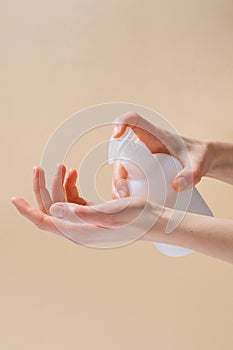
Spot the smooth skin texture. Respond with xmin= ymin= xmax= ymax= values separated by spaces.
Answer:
xmin=111 ymin=112 xmax=233 ymax=198
xmin=11 ymin=114 xmax=233 ymax=263
xmin=11 ymin=164 xmax=157 ymax=246
xmin=11 ymin=164 xmax=233 ymax=263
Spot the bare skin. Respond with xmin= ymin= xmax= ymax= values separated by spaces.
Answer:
xmin=111 ymin=112 xmax=233 ymax=198
xmin=11 ymin=165 xmax=233 ymax=263
xmin=11 ymin=165 xmax=157 ymax=246
xmin=11 ymin=113 xmax=233 ymax=263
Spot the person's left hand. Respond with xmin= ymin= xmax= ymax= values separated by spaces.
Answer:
xmin=11 ymin=164 xmax=158 ymax=246
xmin=11 ymin=163 xmax=88 ymax=237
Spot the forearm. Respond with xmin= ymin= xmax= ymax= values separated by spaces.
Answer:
xmin=206 ymin=140 xmax=233 ymax=185
xmin=145 ymin=206 xmax=233 ymax=264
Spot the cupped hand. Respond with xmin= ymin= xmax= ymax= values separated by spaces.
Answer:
xmin=112 ymin=112 xmax=212 ymax=198
xmin=11 ymin=164 xmax=88 ymax=237
xmin=49 ymin=196 xmax=158 ymax=246
xmin=33 ymin=164 xmax=87 ymax=213
xmin=11 ymin=165 xmax=159 ymax=246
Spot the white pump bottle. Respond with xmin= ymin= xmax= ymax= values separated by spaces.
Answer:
xmin=108 ymin=128 xmax=213 ymax=257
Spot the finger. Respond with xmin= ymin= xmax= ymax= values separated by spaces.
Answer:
xmin=50 ymin=198 xmax=134 ymax=228
xmin=11 ymin=196 xmax=61 ymax=234
xmin=112 ymin=161 xmax=130 ymax=199
xmin=173 ymin=166 xmax=201 ymax=192
xmin=33 ymin=166 xmax=53 ymax=213
xmin=112 ymin=112 xmax=169 ymax=154
xmin=52 ymin=164 xmax=66 ymax=202
xmin=50 ymin=202 xmax=113 ymax=227
xmin=115 ymin=179 xmax=130 ymax=198
xmin=50 ymin=202 xmax=87 ymax=223
xmin=64 ymin=169 xmax=87 ymax=205
xmin=112 ymin=182 xmax=118 ymax=200
xmin=112 ymin=161 xmax=128 ymax=186
xmin=11 ymin=196 xmax=97 ymax=245
xmin=11 ymin=197 xmax=135 ymax=247
xmin=172 ymin=151 xmax=204 ymax=192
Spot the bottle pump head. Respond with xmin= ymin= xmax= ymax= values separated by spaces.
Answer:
xmin=108 ymin=127 xmax=158 ymax=177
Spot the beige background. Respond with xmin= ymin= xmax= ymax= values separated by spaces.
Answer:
xmin=1 ymin=0 xmax=233 ymax=349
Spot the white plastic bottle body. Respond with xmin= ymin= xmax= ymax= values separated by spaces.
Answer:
xmin=121 ymin=154 xmax=213 ymax=257
xmin=108 ymin=129 xmax=213 ymax=257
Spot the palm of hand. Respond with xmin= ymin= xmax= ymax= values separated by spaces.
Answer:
xmin=11 ymin=164 xmax=153 ymax=247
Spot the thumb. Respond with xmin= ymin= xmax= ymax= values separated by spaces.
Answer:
xmin=112 ymin=112 xmax=139 ymax=138
xmin=173 ymin=167 xmax=201 ymax=192
xmin=112 ymin=121 xmax=127 ymax=138
xmin=115 ymin=179 xmax=130 ymax=198
xmin=50 ymin=202 xmax=85 ymax=223
xmin=50 ymin=202 xmax=115 ymax=227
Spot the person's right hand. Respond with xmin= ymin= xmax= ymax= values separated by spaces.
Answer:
xmin=112 ymin=112 xmax=213 ymax=199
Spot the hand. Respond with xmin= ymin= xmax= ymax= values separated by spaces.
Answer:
xmin=11 ymin=165 xmax=159 ymax=247
xmin=49 ymin=196 xmax=159 ymax=246
xmin=32 ymin=164 xmax=88 ymax=214
xmin=112 ymin=112 xmax=213 ymax=198
xmin=11 ymin=164 xmax=88 ymax=237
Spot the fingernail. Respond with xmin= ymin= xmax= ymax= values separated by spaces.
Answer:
xmin=32 ymin=166 xmax=37 ymax=176
xmin=112 ymin=125 xmax=120 ymax=137
xmin=50 ymin=204 xmax=64 ymax=218
xmin=118 ymin=189 xmax=126 ymax=198
xmin=176 ymin=177 xmax=188 ymax=191
xmin=116 ymin=180 xmax=129 ymax=198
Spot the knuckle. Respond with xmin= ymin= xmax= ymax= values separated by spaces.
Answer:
xmin=192 ymin=167 xmax=201 ymax=182
xmin=113 ymin=164 xmax=126 ymax=185
xmin=115 ymin=111 xmax=140 ymax=127
xmin=35 ymin=220 xmax=44 ymax=230
xmin=35 ymin=215 xmax=47 ymax=230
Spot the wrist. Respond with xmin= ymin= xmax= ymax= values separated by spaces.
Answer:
xmin=205 ymin=139 xmax=233 ymax=179
xmin=203 ymin=139 xmax=217 ymax=178
xmin=141 ymin=203 xmax=170 ymax=242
